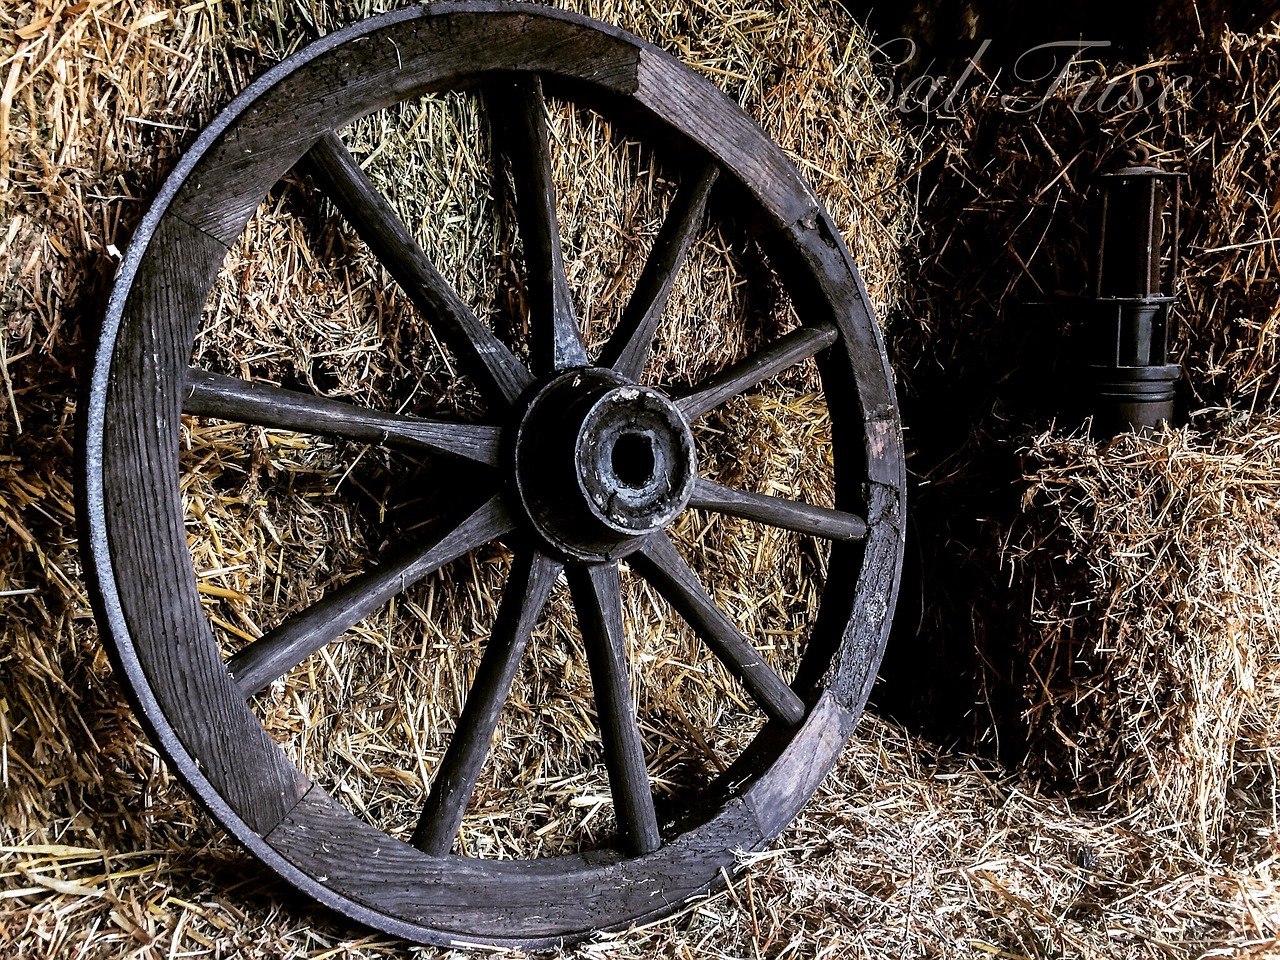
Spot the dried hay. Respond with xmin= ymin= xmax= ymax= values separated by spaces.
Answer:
xmin=1009 ymin=420 xmax=1280 ymax=850
xmin=1177 ymin=25 xmax=1280 ymax=414
xmin=0 ymin=0 xmax=1275 ymax=957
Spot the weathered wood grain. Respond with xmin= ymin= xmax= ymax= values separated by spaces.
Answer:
xmin=634 ymin=47 xmax=817 ymax=228
xmin=811 ymin=480 xmax=904 ymax=711
xmin=488 ymin=75 xmax=588 ymax=373
xmin=742 ymin=692 xmax=855 ymax=837
xmin=99 ymin=215 xmax=309 ymax=835
xmin=675 ymin=322 xmax=838 ymax=421
xmin=184 ymin=368 xmax=503 ymax=464
xmin=228 ymin=496 xmax=514 ymax=696
xmin=567 ymin=562 xmax=661 ymax=855
xmin=688 ymin=476 xmax=868 ymax=541
xmin=600 ymin=162 xmax=718 ymax=379
xmin=266 ymin=782 xmax=764 ymax=941
xmin=766 ymin=210 xmax=906 ymax=708
xmin=412 ymin=549 xmax=562 ymax=855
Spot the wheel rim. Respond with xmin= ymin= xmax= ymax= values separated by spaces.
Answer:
xmin=80 ymin=3 xmax=905 ymax=948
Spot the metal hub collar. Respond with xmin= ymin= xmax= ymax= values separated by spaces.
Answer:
xmin=512 ymin=368 xmax=696 ymax=561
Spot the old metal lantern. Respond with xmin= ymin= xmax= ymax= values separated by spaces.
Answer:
xmin=1085 ymin=146 xmax=1184 ymax=435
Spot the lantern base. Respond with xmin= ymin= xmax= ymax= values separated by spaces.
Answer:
xmin=1086 ymin=363 xmax=1182 ymax=437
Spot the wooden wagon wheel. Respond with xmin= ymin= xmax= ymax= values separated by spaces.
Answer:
xmin=81 ymin=2 xmax=904 ymax=948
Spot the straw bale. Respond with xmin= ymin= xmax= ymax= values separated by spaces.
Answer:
xmin=1008 ymin=420 xmax=1280 ymax=850
xmin=1176 ymin=24 xmax=1280 ymax=413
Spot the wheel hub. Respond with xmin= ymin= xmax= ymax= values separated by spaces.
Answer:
xmin=513 ymin=368 xmax=696 ymax=560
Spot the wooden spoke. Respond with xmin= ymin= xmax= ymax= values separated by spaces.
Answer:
xmin=600 ymin=163 xmax=719 ymax=380
xmin=227 ymin=496 xmax=515 ymax=696
xmin=184 ymin=368 xmax=503 ymax=465
xmin=688 ymin=477 xmax=868 ymax=542
xmin=566 ymin=562 xmax=661 ymax=855
xmin=676 ymin=322 xmax=839 ymax=421
xmin=631 ymin=534 xmax=806 ymax=727
xmin=411 ymin=549 xmax=562 ymax=856
xmin=302 ymin=132 xmax=533 ymax=405
xmin=487 ymin=75 xmax=589 ymax=372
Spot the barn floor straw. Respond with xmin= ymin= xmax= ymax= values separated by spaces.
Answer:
xmin=2 ymin=0 xmax=1278 ymax=955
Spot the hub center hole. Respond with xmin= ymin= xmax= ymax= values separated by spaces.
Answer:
xmin=612 ymin=433 xmax=656 ymax=488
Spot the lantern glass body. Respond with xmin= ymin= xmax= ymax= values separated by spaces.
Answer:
xmin=1083 ymin=163 xmax=1184 ymax=435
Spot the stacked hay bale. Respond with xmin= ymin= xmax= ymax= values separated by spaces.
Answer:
xmin=1010 ymin=423 xmax=1280 ymax=849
